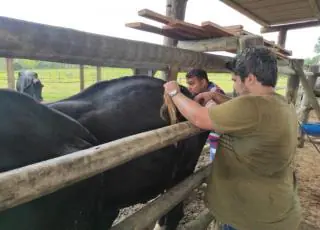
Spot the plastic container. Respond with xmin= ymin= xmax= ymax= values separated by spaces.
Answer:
xmin=301 ymin=123 xmax=320 ymax=136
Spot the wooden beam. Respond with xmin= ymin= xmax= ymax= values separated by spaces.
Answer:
xmin=162 ymin=25 xmax=197 ymax=39
xmin=219 ymin=0 xmax=269 ymax=26
xmin=201 ymin=21 xmax=234 ymax=37
xmin=111 ymin=164 xmax=211 ymax=230
xmin=177 ymin=36 xmax=238 ymax=52
xmin=0 ymin=16 xmax=231 ymax=72
xmin=261 ymin=20 xmax=320 ymax=33
xmin=5 ymin=58 xmax=14 ymax=89
xmin=308 ymin=0 xmax=320 ymax=18
xmin=0 ymin=122 xmax=203 ymax=212
xmin=125 ymin=22 xmax=184 ymax=40
xmin=138 ymin=8 xmax=173 ymax=24
xmin=223 ymin=25 xmax=243 ymax=32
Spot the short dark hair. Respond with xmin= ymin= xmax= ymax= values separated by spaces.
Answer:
xmin=226 ymin=47 xmax=278 ymax=87
xmin=186 ymin=68 xmax=209 ymax=82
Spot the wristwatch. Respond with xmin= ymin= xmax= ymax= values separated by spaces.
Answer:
xmin=168 ymin=89 xmax=179 ymax=97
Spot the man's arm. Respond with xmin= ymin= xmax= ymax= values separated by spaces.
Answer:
xmin=163 ymin=81 xmax=258 ymax=134
xmin=170 ymin=92 xmax=214 ymax=130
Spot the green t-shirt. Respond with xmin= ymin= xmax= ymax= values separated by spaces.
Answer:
xmin=205 ymin=93 xmax=302 ymax=230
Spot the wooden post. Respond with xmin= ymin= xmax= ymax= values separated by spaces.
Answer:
xmin=79 ymin=64 xmax=84 ymax=91
xmin=5 ymin=58 xmax=14 ymax=89
xmin=297 ymin=70 xmax=319 ymax=147
xmin=285 ymin=60 xmax=302 ymax=105
xmin=96 ymin=66 xmax=101 ymax=82
xmin=291 ymin=59 xmax=320 ymax=120
xmin=277 ymin=29 xmax=287 ymax=48
xmin=162 ymin=0 xmax=188 ymax=81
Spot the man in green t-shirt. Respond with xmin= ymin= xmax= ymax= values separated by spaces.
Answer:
xmin=163 ymin=47 xmax=301 ymax=230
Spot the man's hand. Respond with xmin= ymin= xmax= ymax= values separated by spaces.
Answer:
xmin=163 ymin=81 xmax=181 ymax=94
xmin=194 ymin=92 xmax=214 ymax=105
xmin=195 ymin=91 xmax=231 ymax=105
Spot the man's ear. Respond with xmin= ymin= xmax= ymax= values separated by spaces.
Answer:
xmin=246 ymin=73 xmax=257 ymax=85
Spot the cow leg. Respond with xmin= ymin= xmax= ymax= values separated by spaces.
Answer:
xmin=154 ymin=202 xmax=184 ymax=230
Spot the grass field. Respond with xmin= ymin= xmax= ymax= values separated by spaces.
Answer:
xmin=0 ymin=67 xmax=288 ymax=102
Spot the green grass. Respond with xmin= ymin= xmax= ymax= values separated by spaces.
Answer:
xmin=0 ymin=67 xmax=288 ymax=102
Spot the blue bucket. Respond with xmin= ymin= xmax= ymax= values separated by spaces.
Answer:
xmin=301 ymin=123 xmax=320 ymax=136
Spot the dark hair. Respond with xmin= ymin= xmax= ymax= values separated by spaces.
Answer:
xmin=186 ymin=68 xmax=208 ymax=82
xmin=226 ymin=46 xmax=278 ymax=87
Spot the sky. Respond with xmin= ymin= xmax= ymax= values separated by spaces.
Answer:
xmin=0 ymin=0 xmax=319 ymax=59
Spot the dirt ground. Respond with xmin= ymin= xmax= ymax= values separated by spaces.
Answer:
xmin=115 ymin=112 xmax=320 ymax=230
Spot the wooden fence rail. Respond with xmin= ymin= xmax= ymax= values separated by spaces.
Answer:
xmin=0 ymin=16 xmax=230 ymax=72
xmin=0 ymin=122 xmax=203 ymax=212
xmin=111 ymin=164 xmax=211 ymax=230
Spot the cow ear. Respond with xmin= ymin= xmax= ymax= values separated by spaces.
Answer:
xmin=0 ymin=89 xmax=98 ymax=172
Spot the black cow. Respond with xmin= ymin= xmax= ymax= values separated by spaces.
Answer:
xmin=0 ymin=76 xmax=209 ymax=230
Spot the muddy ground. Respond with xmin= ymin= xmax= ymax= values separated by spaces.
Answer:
xmin=114 ymin=112 xmax=320 ymax=230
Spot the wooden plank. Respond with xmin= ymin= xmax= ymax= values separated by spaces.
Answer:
xmin=162 ymin=25 xmax=198 ymax=39
xmin=201 ymin=21 xmax=235 ymax=37
xmin=111 ymin=164 xmax=211 ymax=230
xmin=261 ymin=20 xmax=320 ymax=32
xmin=223 ymin=25 xmax=243 ymax=31
xmin=125 ymin=22 xmax=184 ymax=40
xmin=177 ymin=36 xmax=238 ymax=52
xmin=138 ymin=8 xmax=173 ymax=24
xmin=0 ymin=16 xmax=231 ymax=72
xmin=0 ymin=121 xmax=204 ymax=212
xmin=168 ymin=21 xmax=213 ymax=38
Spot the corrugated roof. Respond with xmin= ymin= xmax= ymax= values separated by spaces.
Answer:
xmin=220 ymin=0 xmax=320 ymax=26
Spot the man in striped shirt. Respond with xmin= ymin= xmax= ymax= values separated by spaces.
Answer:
xmin=185 ymin=69 xmax=226 ymax=161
